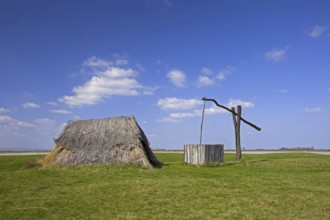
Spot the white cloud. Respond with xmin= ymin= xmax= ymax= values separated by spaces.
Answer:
xmin=197 ymin=75 xmax=215 ymax=87
xmin=15 ymin=121 xmax=35 ymax=128
xmin=143 ymin=86 xmax=159 ymax=96
xmin=0 ymin=116 xmax=63 ymax=149
xmin=265 ymin=48 xmax=287 ymax=63
xmin=158 ymin=98 xmax=255 ymax=122
xmin=102 ymin=68 xmax=137 ymax=78
xmin=201 ymin=67 xmax=213 ymax=75
xmin=328 ymin=88 xmax=330 ymax=92
xmin=166 ymin=69 xmax=187 ymax=88
xmin=82 ymin=56 xmax=129 ymax=71
xmin=308 ymin=25 xmax=328 ymax=38
xmin=157 ymin=97 xmax=202 ymax=110
xmin=35 ymin=118 xmax=57 ymax=127
xmin=0 ymin=115 xmax=13 ymax=122
xmin=169 ymin=112 xmax=196 ymax=118
xmin=22 ymin=102 xmax=40 ymax=109
xmin=47 ymin=102 xmax=57 ymax=106
xmin=226 ymin=99 xmax=255 ymax=108
xmin=203 ymin=105 xmax=226 ymax=115
xmin=0 ymin=116 xmax=56 ymax=130
xmin=60 ymin=67 xmax=145 ymax=106
xmin=197 ymin=66 xmax=233 ymax=86
xmin=195 ymin=99 xmax=254 ymax=116
xmin=83 ymin=56 xmax=113 ymax=68
xmin=0 ymin=115 xmax=34 ymax=127
xmin=278 ymin=89 xmax=288 ymax=93
xmin=50 ymin=109 xmax=72 ymax=114
xmin=61 ymin=56 xmax=153 ymax=107
xmin=0 ymin=108 xmax=9 ymax=113
xmin=305 ymin=107 xmax=321 ymax=113
xmin=217 ymin=72 xmax=226 ymax=80
xmin=33 ymin=118 xmax=63 ymax=137
xmin=157 ymin=111 xmax=198 ymax=123
xmin=115 ymin=59 xmax=129 ymax=66
xmin=143 ymin=91 xmax=154 ymax=95
xmin=217 ymin=66 xmax=234 ymax=80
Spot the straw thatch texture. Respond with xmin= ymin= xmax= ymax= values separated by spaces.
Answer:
xmin=42 ymin=116 xmax=161 ymax=168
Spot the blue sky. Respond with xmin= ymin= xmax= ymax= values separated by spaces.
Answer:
xmin=1 ymin=0 xmax=330 ymax=150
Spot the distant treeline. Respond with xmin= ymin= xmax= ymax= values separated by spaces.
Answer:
xmin=278 ymin=147 xmax=328 ymax=151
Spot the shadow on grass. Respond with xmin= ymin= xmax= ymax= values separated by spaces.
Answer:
xmin=23 ymin=161 xmax=42 ymax=169
xmin=184 ymin=159 xmax=272 ymax=168
xmin=161 ymin=163 xmax=171 ymax=167
xmin=206 ymin=162 xmax=237 ymax=168
xmin=246 ymin=159 xmax=270 ymax=164
xmin=182 ymin=162 xmax=236 ymax=168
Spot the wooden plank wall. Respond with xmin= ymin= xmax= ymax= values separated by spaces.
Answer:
xmin=184 ymin=144 xmax=224 ymax=165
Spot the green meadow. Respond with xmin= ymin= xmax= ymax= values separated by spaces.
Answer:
xmin=0 ymin=153 xmax=329 ymax=219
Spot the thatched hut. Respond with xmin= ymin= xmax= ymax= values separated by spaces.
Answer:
xmin=42 ymin=116 xmax=162 ymax=168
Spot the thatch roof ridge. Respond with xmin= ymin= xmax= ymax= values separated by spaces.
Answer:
xmin=55 ymin=116 xmax=142 ymax=149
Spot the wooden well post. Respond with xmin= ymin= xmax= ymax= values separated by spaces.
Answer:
xmin=232 ymin=106 xmax=242 ymax=161
xmin=201 ymin=97 xmax=261 ymax=162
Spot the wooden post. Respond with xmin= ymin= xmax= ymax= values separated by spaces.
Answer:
xmin=200 ymin=100 xmax=206 ymax=145
xmin=232 ymin=105 xmax=242 ymax=161
xmin=236 ymin=105 xmax=242 ymax=161
xmin=231 ymin=107 xmax=237 ymax=159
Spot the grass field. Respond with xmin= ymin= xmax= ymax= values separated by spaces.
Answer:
xmin=0 ymin=153 xmax=329 ymax=219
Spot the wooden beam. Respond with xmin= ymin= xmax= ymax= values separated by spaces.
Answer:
xmin=202 ymin=97 xmax=261 ymax=131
